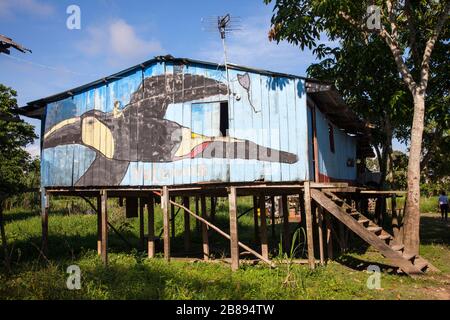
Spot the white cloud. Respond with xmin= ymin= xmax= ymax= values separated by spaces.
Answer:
xmin=77 ymin=19 xmax=164 ymax=67
xmin=198 ymin=15 xmax=337 ymax=76
xmin=0 ymin=0 xmax=54 ymax=18
xmin=25 ymin=140 xmax=40 ymax=158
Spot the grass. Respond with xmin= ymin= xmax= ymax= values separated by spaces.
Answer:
xmin=0 ymin=197 xmax=449 ymax=300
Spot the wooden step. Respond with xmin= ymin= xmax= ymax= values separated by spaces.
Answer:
xmin=357 ymin=218 xmax=370 ymax=225
xmin=390 ymin=244 xmax=404 ymax=252
xmin=367 ymin=226 xmax=382 ymax=233
xmin=414 ymin=260 xmax=428 ymax=271
xmin=378 ymin=234 xmax=391 ymax=241
xmin=402 ymin=253 xmax=416 ymax=262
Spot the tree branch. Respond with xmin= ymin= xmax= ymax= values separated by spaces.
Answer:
xmin=338 ymin=6 xmax=417 ymax=93
xmin=420 ymin=2 xmax=450 ymax=91
xmin=404 ymin=0 xmax=420 ymax=67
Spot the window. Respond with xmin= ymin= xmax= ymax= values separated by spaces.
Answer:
xmin=220 ymin=101 xmax=229 ymax=137
xmin=191 ymin=101 xmax=229 ymax=137
xmin=328 ymin=123 xmax=335 ymax=153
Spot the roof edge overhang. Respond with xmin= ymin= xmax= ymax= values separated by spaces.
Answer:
xmin=20 ymin=55 xmax=325 ymax=120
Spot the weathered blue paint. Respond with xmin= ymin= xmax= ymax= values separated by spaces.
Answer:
xmin=39 ymin=59 xmax=357 ymax=187
xmin=314 ymin=107 xmax=357 ymax=182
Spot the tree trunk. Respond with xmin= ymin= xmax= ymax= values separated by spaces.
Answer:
xmin=402 ymin=92 xmax=425 ymax=255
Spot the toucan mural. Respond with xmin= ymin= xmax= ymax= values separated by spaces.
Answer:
xmin=43 ymin=73 xmax=298 ymax=186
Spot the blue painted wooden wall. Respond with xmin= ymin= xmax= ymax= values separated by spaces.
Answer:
xmin=40 ymin=60 xmax=315 ymax=187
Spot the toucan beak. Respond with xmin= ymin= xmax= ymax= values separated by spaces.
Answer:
xmin=43 ymin=117 xmax=82 ymax=149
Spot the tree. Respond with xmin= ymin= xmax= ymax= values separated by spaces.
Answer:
xmin=0 ymin=84 xmax=36 ymax=271
xmin=265 ymin=0 xmax=450 ymax=255
xmin=307 ymin=37 xmax=411 ymax=190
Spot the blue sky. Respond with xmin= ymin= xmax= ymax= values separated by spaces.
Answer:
xmin=0 ymin=0 xmax=405 ymax=155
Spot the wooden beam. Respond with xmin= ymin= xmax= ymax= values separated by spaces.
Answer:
xmin=41 ymin=191 xmax=49 ymax=257
xmin=303 ymin=182 xmax=315 ymax=269
xmin=147 ymin=195 xmax=155 ymax=258
xmin=311 ymin=106 xmax=320 ymax=182
xmin=96 ymin=194 xmax=102 ymax=255
xmin=253 ymin=196 xmax=260 ymax=244
xmin=317 ymin=206 xmax=325 ymax=265
xmin=165 ymin=195 xmax=275 ymax=267
xmin=195 ymin=197 xmax=200 ymax=233
xmin=200 ymin=195 xmax=210 ymax=260
xmin=170 ymin=196 xmax=176 ymax=240
xmin=162 ymin=186 xmax=170 ymax=262
xmin=270 ymin=196 xmax=275 ymax=240
xmin=139 ymin=197 xmax=145 ymax=250
xmin=259 ymin=195 xmax=269 ymax=260
xmin=324 ymin=213 xmax=333 ymax=261
xmin=210 ymin=197 xmax=216 ymax=222
xmin=282 ymin=195 xmax=290 ymax=253
xmin=100 ymin=190 xmax=108 ymax=265
xmin=183 ymin=196 xmax=191 ymax=252
xmin=229 ymin=187 xmax=239 ymax=271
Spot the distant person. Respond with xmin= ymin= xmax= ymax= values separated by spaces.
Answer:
xmin=438 ymin=191 xmax=448 ymax=222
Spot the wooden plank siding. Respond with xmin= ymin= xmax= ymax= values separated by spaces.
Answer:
xmin=38 ymin=59 xmax=355 ymax=188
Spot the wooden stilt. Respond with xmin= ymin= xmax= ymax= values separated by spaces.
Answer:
xmin=170 ymin=197 xmax=176 ymax=240
xmin=147 ymin=195 xmax=155 ymax=258
xmin=325 ymin=213 xmax=333 ymax=261
xmin=210 ymin=197 xmax=216 ymax=222
xmin=270 ymin=196 xmax=275 ymax=240
xmin=96 ymin=194 xmax=102 ymax=255
xmin=195 ymin=197 xmax=200 ymax=233
xmin=139 ymin=197 xmax=145 ymax=250
xmin=41 ymin=191 xmax=49 ymax=257
xmin=253 ymin=196 xmax=260 ymax=244
xmin=259 ymin=195 xmax=269 ymax=260
xmin=303 ymin=182 xmax=315 ymax=269
xmin=317 ymin=206 xmax=325 ymax=265
xmin=100 ymin=190 xmax=108 ymax=265
xmin=183 ymin=197 xmax=191 ymax=252
xmin=391 ymin=194 xmax=400 ymax=241
xmin=282 ymin=195 xmax=290 ymax=253
xmin=162 ymin=186 xmax=170 ymax=262
xmin=229 ymin=187 xmax=239 ymax=271
xmin=200 ymin=195 xmax=210 ymax=260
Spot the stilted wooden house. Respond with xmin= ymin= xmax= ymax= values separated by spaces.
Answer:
xmin=20 ymin=56 xmax=433 ymax=275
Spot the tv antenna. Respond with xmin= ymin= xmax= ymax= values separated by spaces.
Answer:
xmin=201 ymin=14 xmax=241 ymax=102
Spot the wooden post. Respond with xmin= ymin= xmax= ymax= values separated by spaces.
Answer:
xmin=253 ymin=196 xmax=260 ymax=244
xmin=282 ymin=195 xmax=290 ymax=253
xmin=96 ymin=194 xmax=102 ymax=255
xmin=325 ymin=213 xmax=333 ymax=261
xmin=147 ymin=195 xmax=155 ymax=258
xmin=259 ymin=195 xmax=269 ymax=260
xmin=270 ymin=196 xmax=275 ymax=239
xmin=317 ymin=206 xmax=325 ymax=265
xmin=303 ymin=182 xmax=315 ymax=269
xmin=162 ymin=186 xmax=170 ymax=262
xmin=100 ymin=190 xmax=108 ymax=265
xmin=139 ymin=197 xmax=145 ymax=250
xmin=183 ymin=196 xmax=191 ymax=252
xmin=41 ymin=191 xmax=49 ymax=257
xmin=391 ymin=194 xmax=400 ymax=241
xmin=200 ymin=195 xmax=210 ymax=260
xmin=170 ymin=197 xmax=176 ymax=240
xmin=195 ymin=197 xmax=200 ymax=233
xmin=210 ymin=197 xmax=216 ymax=222
xmin=229 ymin=187 xmax=239 ymax=271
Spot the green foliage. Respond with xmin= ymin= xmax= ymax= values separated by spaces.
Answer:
xmin=0 ymin=84 xmax=37 ymax=203
xmin=0 ymin=197 xmax=449 ymax=299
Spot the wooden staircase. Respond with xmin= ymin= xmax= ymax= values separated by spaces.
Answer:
xmin=310 ymin=189 xmax=436 ymax=276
